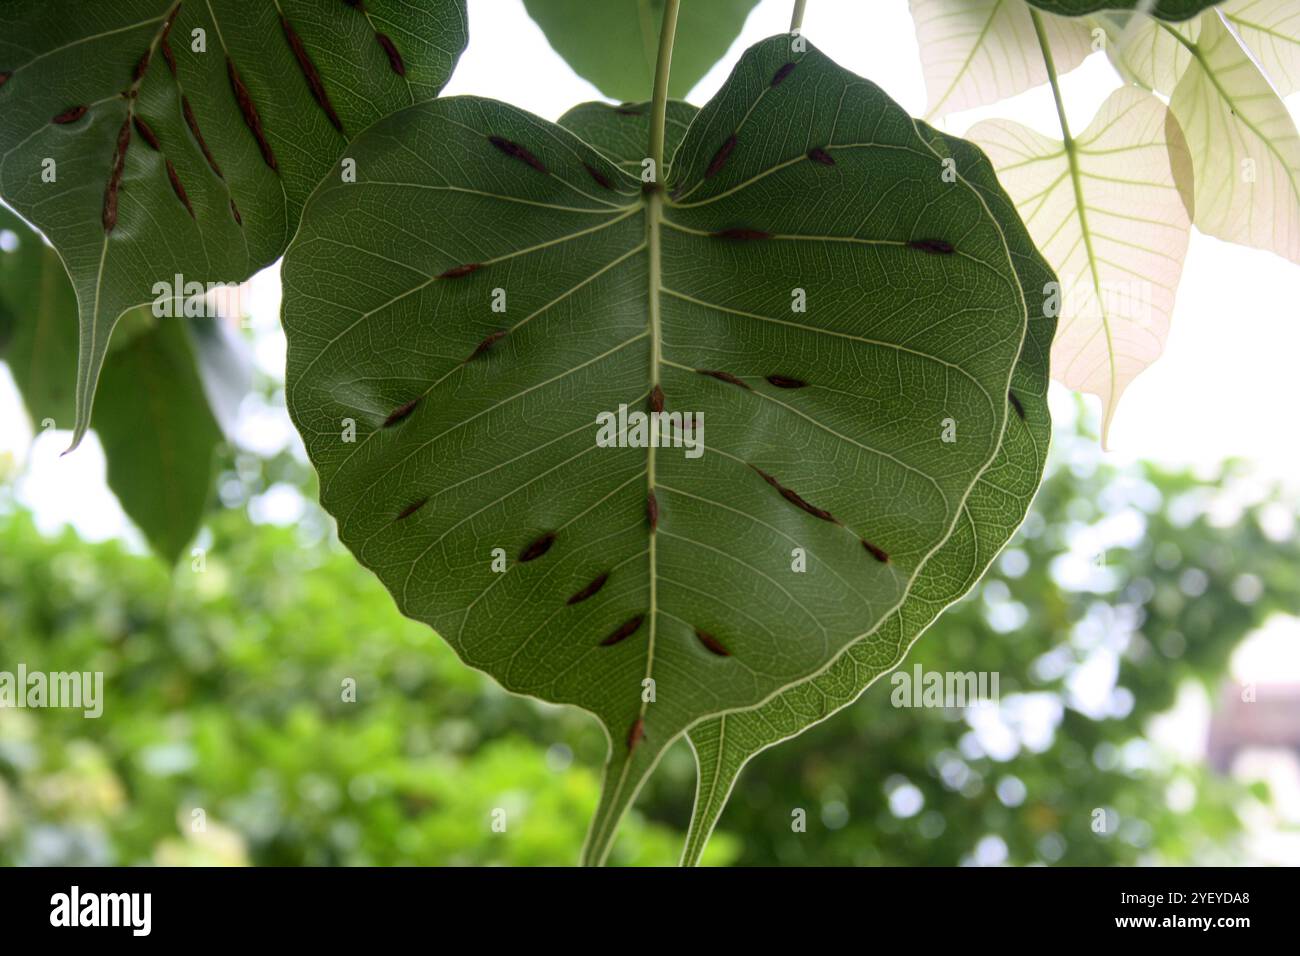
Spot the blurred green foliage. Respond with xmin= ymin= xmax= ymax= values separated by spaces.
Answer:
xmin=0 ymin=414 xmax=1295 ymax=866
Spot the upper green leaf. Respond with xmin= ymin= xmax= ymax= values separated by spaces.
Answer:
xmin=0 ymin=0 xmax=467 ymax=449
xmin=1024 ymin=0 xmax=1222 ymax=19
xmin=522 ymin=0 xmax=759 ymax=102
xmin=283 ymin=34 xmax=1032 ymax=865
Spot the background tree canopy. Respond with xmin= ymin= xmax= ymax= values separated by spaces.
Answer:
xmin=0 ymin=410 xmax=1290 ymax=865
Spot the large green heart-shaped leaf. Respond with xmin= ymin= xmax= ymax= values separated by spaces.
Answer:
xmin=0 ymin=0 xmax=467 ymax=449
xmin=1025 ymin=0 xmax=1221 ymax=19
xmin=283 ymin=35 xmax=1031 ymax=865
xmin=563 ymin=97 xmax=1056 ymax=867
xmin=522 ymin=0 xmax=760 ymax=102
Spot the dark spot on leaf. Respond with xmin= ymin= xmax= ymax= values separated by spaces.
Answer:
xmin=862 ymin=539 xmax=890 ymax=563
xmin=375 ymin=33 xmax=406 ymax=76
xmin=488 ymin=135 xmax=547 ymax=173
xmin=807 ymin=147 xmax=835 ymax=166
xmin=133 ymin=49 xmax=152 ymax=83
xmin=711 ymin=227 xmax=770 ymax=241
xmin=468 ymin=329 xmax=506 ymax=361
xmin=695 ymin=629 xmax=730 ymax=656
xmin=161 ymin=37 xmax=176 ymax=75
xmin=1009 ymin=391 xmax=1026 ymax=421
xmin=601 ymin=615 xmax=644 ymax=647
xmin=705 ymin=133 xmax=736 ymax=178
xmin=519 ymin=532 xmax=556 ymax=563
xmin=697 ymin=369 xmax=750 ymax=390
xmin=281 ymin=14 xmax=344 ymax=134
xmin=439 ymin=262 xmax=482 ymax=279
xmin=102 ymin=118 xmax=131 ymax=233
xmin=383 ymin=397 xmax=420 ymax=427
xmin=227 ymin=57 xmax=277 ymax=170
xmin=649 ymin=384 xmax=664 ymax=414
xmin=52 ymin=105 xmax=88 ymax=124
xmin=583 ymin=162 xmax=614 ymax=190
xmin=627 ymin=716 xmax=645 ymax=752
xmin=133 ymin=116 xmax=161 ymax=150
xmin=771 ymin=61 xmax=796 ymax=86
xmin=0 ymin=72 xmax=11 ymax=89
xmin=395 ymin=497 xmax=428 ymax=521
xmin=647 ymin=490 xmax=659 ymax=532
xmin=165 ymin=159 xmax=194 ymax=218
xmin=766 ymin=374 xmax=807 ymax=389
xmin=750 ymin=464 xmax=837 ymax=524
xmin=614 ymin=103 xmax=644 ymax=116
xmin=908 ymin=238 xmax=954 ymax=255
xmin=566 ymin=572 xmax=608 ymax=605
xmin=183 ymin=96 xmax=223 ymax=179
xmin=230 ymin=198 xmax=243 ymax=226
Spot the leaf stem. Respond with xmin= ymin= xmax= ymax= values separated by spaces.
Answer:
xmin=648 ymin=0 xmax=681 ymax=176
xmin=790 ymin=0 xmax=807 ymax=33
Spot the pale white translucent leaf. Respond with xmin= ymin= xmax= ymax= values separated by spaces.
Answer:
xmin=1100 ymin=11 xmax=1197 ymax=92
xmin=910 ymin=0 xmax=1094 ymax=119
xmin=1221 ymin=0 xmax=1300 ymax=94
xmin=1171 ymin=11 xmax=1300 ymax=262
xmin=970 ymin=87 xmax=1193 ymax=444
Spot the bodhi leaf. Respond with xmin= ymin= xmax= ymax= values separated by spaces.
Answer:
xmin=93 ymin=315 xmax=222 ymax=565
xmin=1024 ymin=0 xmax=1222 ymax=18
xmin=562 ymin=97 xmax=1057 ymax=866
xmin=1166 ymin=11 xmax=1300 ymax=262
xmin=683 ymin=130 xmax=1057 ymax=867
xmin=282 ymin=35 xmax=1032 ymax=866
xmin=0 ymin=0 xmax=467 ymax=450
xmin=521 ymin=0 xmax=760 ymax=103
xmin=0 ymin=205 xmax=79 ymax=426
xmin=0 ymin=205 xmax=240 ymax=564
xmin=1218 ymin=0 xmax=1300 ymax=95
xmin=908 ymin=0 xmax=1094 ymax=120
xmin=969 ymin=87 xmax=1192 ymax=445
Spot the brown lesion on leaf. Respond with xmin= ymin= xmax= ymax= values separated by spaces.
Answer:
xmin=438 ymin=262 xmax=483 ymax=279
xmin=51 ymin=105 xmax=89 ymax=125
xmin=765 ymin=374 xmax=807 ymax=389
xmin=488 ymin=135 xmax=547 ymax=174
xmin=566 ymin=571 xmax=609 ymax=606
xmin=182 ymin=96 xmax=223 ymax=179
xmin=696 ymin=369 xmax=751 ymax=390
xmin=711 ymin=227 xmax=770 ymax=241
xmin=807 ymin=147 xmax=835 ymax=166
xmin=229 ymin=198 xmax=242 ymax=225
xmin=165 ymin=158 xmax=194 ymax=218
xmin=613 ymin=103 xmax=644 ymax=116
xmin=649 ymin=385 xmax=664 ymax=414
xmin=374 ymin=33 xmax=406 ymax=77
xmin=862 ymin=539 xmax=890 ymax=564
xmin=583 ymin=163 xmax=615 ymax=190
xmin=133 ymin=116 xmax=162 ymax=151
xmin=102 ymin=119 xmax=132 ymax=232
xmin=382 ymin=397 xmax=420 ymax=427
xmin=908 ymin=238 xmax=955 ymax=255
xmin=771 ymin=61 xmax=797 ymax=86
xmin=705 ymin=133 xmax=737 ymax=178
xmin=0 ymin=71 xmax=12 ymax=89
xmin=646 ymin=491 xmax=659 ymax=532
xmin=695 ymin=629 xmax=730 ymax=657
xmin=601 ymin=615 xmax=644 ymax=647
xmin=227 ymin=57 xmax=277 ymax=170
xmin=395 ymin=496 xmax=428 ymax=521
xmin=627 ymin=716 xmax=645 ymax=753
xmin=280 ymin=14 xmax=345 ymax=134
xmin=467 ymin=329 xmax=506 ymax=361
xmin=519 ymin=531 xmax=556 ymax=563
xmin=751 ymin=465 xmax=838 ymax=524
